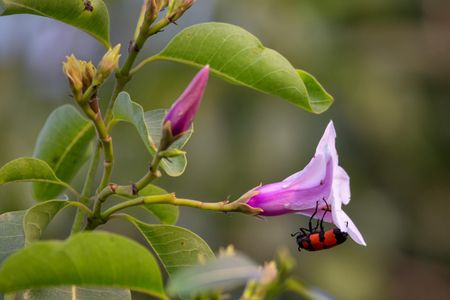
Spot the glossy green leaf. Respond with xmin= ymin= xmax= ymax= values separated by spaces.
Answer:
xmin=139 ymin=185 xmax=179 ymax=225
xmin=112 ymin=92 xmax=192 ymax=176
xmin=0 ymin=0 xmax=110 ymax=48
xmin=0 ymin=211 xmax=25 ymax=265
xmin=155 ymin=22 xmax=333 ymax=113
xmin=167 ymin=255 xmax=262 ymax=297
xmin=125 ymin=216 xmax=214 ymax=276
xmin=0 ymin=232 xmax=167 ymax=299
xmin=0 ymin=158 xmax=73 ymax=193
xmin=21 ymin=201 xmax=132 ymax=300
xmin=23 ymin=200 xmax=72 ymax=245
xmin=32 ymin=105 xmax=95 ymax=201
xmin=16 ymin=287 xmax=131 ymax=300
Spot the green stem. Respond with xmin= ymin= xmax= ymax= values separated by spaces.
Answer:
xmin=69 ymin=201 xmax=93 ymax=216
xmin=80 ymin=103 xmax=113 ymax=192
xmin=104 ymin=15 xmax=174 ymax=125
xmin=103 ymin=16 xmax=153 ymax=125
xmin=101 ymin=193 xmax=262 ymax=220
xmin=71 ymin=142 xmax=101 ymax=234
xmin=101 ymin=194 xmax=174 ymax=218
xmin=96 ymin=143 xmax=164 ymax=202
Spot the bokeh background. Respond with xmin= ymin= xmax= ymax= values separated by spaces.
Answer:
xmin=1 ymin=0 xmax=449 ymax=299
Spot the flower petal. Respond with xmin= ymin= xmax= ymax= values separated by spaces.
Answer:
xmin=332 ymin=209 xmax=366 ymax=246
xmin=315 ymin=121 xmax=338 ymax=163
xmin=295 ymin=207 xmax=333 ymax=224
xmin=334 ymin=166 xmax=351 ymax=205
xmin=282 ymin=153 xmax=327 ymax=189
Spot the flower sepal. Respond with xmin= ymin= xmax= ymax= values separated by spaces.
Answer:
xmin=159 ymin=119 xmax=187 ymax=151
xmin=232 ymin=186 xmax=263 ymax=215
xmin=158 ymin=148 xmax=186 ymax=159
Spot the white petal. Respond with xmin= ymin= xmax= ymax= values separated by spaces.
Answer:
xmin=315 ymin=121 xmax=338 ymax=162
xmin=332 ymin=209 xmax=366 ymax=246
xmin=334 ymin=166 xmax=351 ymax=205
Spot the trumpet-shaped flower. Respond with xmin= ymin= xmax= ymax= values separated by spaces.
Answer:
xmin=246 ymin=121 xmax=366 ymax=246
xmin=164 ymin=65 xmax=209 ymax=137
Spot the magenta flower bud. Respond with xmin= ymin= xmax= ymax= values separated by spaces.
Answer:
xmin=246 ymin=121 xmax=366 ymax=246
xmin=164 ymin=65 xmax=209 ymax=137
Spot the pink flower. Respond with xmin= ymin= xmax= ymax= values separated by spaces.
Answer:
xmin=164 ymin=65 xmax=209 ymax=137
xmin=246 ymin=121 xmax=366 ymax=246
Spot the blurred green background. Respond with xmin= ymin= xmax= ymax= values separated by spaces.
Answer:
xmin=1 ymin=0 xmax=449 ymax=299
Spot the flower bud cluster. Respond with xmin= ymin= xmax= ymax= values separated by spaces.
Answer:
xmin=63 ymin=44 xmax=121 ymax=102
xmin=63 ymin=55 xmax=96 ymax=100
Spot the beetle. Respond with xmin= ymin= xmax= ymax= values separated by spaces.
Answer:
xmin=291 ymin=199 xmax=348 ymax=251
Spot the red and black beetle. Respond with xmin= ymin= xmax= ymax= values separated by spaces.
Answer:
xmin=292 ymin=200 xmax=348 ymax=252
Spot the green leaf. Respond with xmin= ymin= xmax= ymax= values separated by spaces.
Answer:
xmin=297 ymin=69 xmax=333 ymax=107
xmin=0 ymin=0 xmax=110 ymax=48
xmin=144 ymin=109 xmax=192 ymax=151
xmin=112 ymin=92 xmax=192 ymax=176
xmin=23 ymin=200 xmax=72 ymax=245
xmin=139 ymin=185 xmax=179 ymax=225
xmin=21 ymin=201 xmax=132 ymax=300
xmin=144 ymin=109 xmax=193 ymax=177
xmin=0 ymin=232 xmax=167 ymax=299
xmin=155 ymin=22 xmax=333 ymax=114
xmin=167 ymin=255 xmax=262 ymax=297
xmin=0 ymin=211 xmax=25 ymax=265
xmin=0 ymin=158 xmax=73 ymax=194
xmin=124 ymin=216 xmax=214 ymax=276
xmin=0 ymin=201 xmax=75 ymax=260
xmin=32 ymin=105 xmax=95 ymax=201
xmin=16 ymin=287 xmax=131 ymax=300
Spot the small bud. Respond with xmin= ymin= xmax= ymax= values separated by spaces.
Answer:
xmin=63 ymin=55 xmax=84 ymax=99
xmin=146 ymin=0 xmax=169 ymax=21
xmin=167 ymin=0 xmax=194 ymax=22
xmin=81 ymin=61 xmax=96 ymax=92
xmin=163 ymin=65 xmax=209 ymax=142
xmin=95 ymin=44 xmax=121 ymax=83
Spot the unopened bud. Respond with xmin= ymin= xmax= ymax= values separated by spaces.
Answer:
xmin=163 ymin=65 xmax=209 ymax=142
xmin=81 ymin=61 xmax=96 ymax=92
xmin=95 ymin=44 xmax=121 ymax=83
xmin=146 ymin=0 xmax=169 ymax=21
xmin=167 ymin=0 xmax=194 ymax=22
xmin=63 ymin=55 xmax=84 ymax=99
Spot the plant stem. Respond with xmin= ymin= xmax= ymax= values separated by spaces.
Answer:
xmin=79 ymin=102 xmax=113 ymax=192
xmin=104 ymin=14 xmax=175 ymax=125
xmin=104 ymin=17 xmax=152 ymax=125
xmin=71 ymin=142 xmax=101 ymax=234
xmin=101 ymin=194 xmax=262 ymax=220
xmin=69 ymin=201 xmax=93 ymax=216
xmin=96 ymin=143 xmax=164 ymax=202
